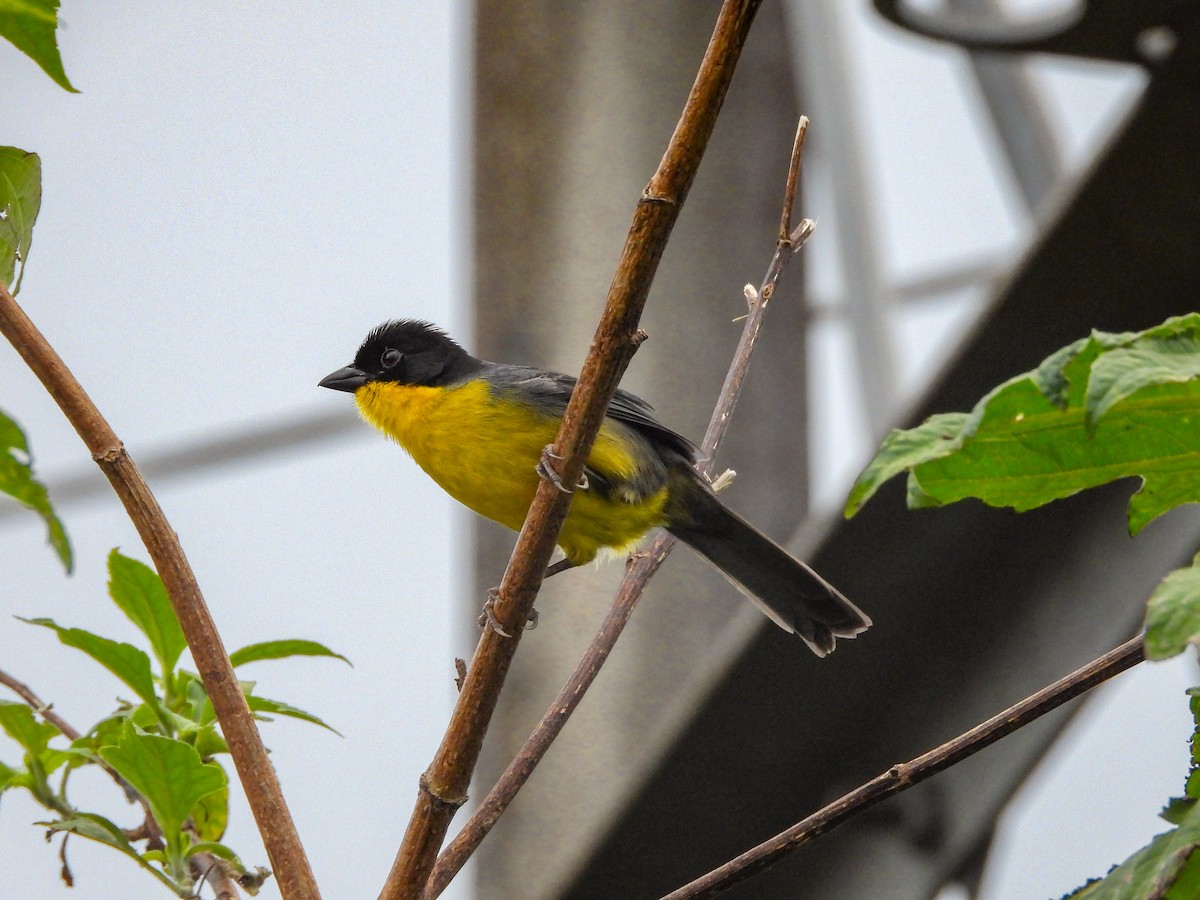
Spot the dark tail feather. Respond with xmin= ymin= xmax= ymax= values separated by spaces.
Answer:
xmin=666 ymin=480 xmax=871 ymax=656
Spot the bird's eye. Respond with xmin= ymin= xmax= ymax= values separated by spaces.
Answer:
xmin=381 ymin=348 xmax=403 ymax=369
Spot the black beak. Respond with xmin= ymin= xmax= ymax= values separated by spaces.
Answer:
xmin=319 ymin=365 xmax=370 ymax=393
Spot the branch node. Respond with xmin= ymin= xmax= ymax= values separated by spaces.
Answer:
xmin=93 ymin=443 xmax=126 ymax=465
xmin=639 ymin=188 xmax=678 ymax=207
xmin=419 ymin=773 xmax=468 ymax=812
xmin=630 ymin=329 xmax=649 ymax=348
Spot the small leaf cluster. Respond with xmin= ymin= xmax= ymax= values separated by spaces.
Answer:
xmin=849 ymin=313 xmax=1200 ymax=658
xmin=1064 ymin=692 xmax=1200 ymax=898
xmin=0 ymin=550 xmax=348 ymax=896
xmin=850 ymin=314 xmax=1200 ymax=896
xmin=847 ymin=314 xmax=1200 ymax=536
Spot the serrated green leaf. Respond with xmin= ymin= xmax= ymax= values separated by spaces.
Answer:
xmin=21 ymin=617 xmax=159 ymax=710
xmin=1087 ymin=317 xmax=1200 ymax=425
xmin=0 ymin=699 xmax=57 ymax=753
xmin=1164 ymin=797 xmax=1196 ymax=826
xmin=844 ymin=413 xmax=970 ymax=516
xmin=98 ymin=725 xmax=226 ymax=846
xmin=1145 ymin=554 xmax=1200 ymax=660
xmin=191 ymin=783 xmax=228 ymax=843
xmin=0 ymin=409 xmax=71 ymax=570
xmin=1191 ymin=690 xmax=1200 ymax=766
xmin=1069 ymin=796 xmax=1200 ymax=898
xmin=1187 ymin=770 xmax=1200 ymax=803
xmin=0 ymin=1 xmax=76 ymax=92
xmin=47 ymin=813 xmax=179 ymax=890
xmin=107 ymin=550 xmax=187 ymax=678
xmin=229 ymin=639 xmax=350 ymax=668
xmin=849 ymin=316 xmax=1200 ymax=535
xmin=0 ymin=145 xmax=42 ymax=292
xmin=246 ymin=695 xmax=341 ymax=736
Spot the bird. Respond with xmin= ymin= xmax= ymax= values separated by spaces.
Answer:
xmin=319 ymin=320 xmax=870 ymax=655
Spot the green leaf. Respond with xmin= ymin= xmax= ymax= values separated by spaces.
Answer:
xmin=0 ymin=758 xmax=21 ymax=793
xmin=0 ymin=0 xmax=76 ymax=92
xmin=98 ymin=725 xmax=226 ymax=846
xmin=1185 ymin=690 xmax=1200 ymax=805
xmin=178 ymin=670 xmax=216 ymax=724
xmin=73 ymin=712 xmax=130 ymax=757
xmin=1145 ymin=554 xmax=1200 ymax=660
xmin=190 ymin=783 xmax=228 ymax=843
xmin=229 ymin=639 xmax=350 ymax=668
xmin=847 ymin=315 xmax=1200 ymax=535
xmin=0 ymin=145 xmax=42 ymax=292
xmin=186 ymin=723 xmax=227 ymax=758
xmin=246 ymin=695 xmax=341 ymax=736
xmin=21 ymin=617 xmax=159 ymax=710
xmin=184 ymin=838 xmax=239 ymax=860
xmin=1086 ymin=317 xmax=1200 ymax=424
xmin=843 ymin=413 xmax=971 ymax=516
xmin=46 ymin=813 xmax=180 ymax=891
xmin=0 ymin=409 xmax=71 ymax=570
xmin=0 ymin=699 xmax=58 ymax=753
xmin=107 ymin=550 xmax=186 ymax=678
xmin=1067 ymin=809 xmax=1200 ymax=897
xmin=1162 ymin=796 xmax=1194 ymax=826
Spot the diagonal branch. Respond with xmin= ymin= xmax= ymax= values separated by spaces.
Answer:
xmin=0 ymin=285 xmax=319 ymax=900
xmin=378 ymin=2 xmax=765 ymax=897
xmin=425 ymin=119 xmax=815 ymax=899
xmin=0 ymin=667 xmax=81 ymax=741
xmin=659 ymin=634 xmax=1147 ymax=899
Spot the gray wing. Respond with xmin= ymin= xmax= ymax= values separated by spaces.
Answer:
xmin=482 ymin=364 xmax=696 ymax=461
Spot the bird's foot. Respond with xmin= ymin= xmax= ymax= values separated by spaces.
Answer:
xmin=477 ymin=587 xmax=538 ymax=637
xmin=536 ymin=446 xmax=588 ymax=493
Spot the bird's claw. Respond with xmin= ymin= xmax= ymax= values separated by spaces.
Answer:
xmin=536 ymin=446 xmax=588 ymax=493
xmin=478 ymin=588 xmax=512 ymax=637
xmin=477 ymin=587 xmax=538 ymax=637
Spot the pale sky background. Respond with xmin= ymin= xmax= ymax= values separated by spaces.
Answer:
xmin=0 ymin=4 xmax=1195 ymax=900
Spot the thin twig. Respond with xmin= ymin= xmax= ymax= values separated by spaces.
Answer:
xmin=378 ymin=3 xmax=764 ymax=898
xmin=777 ymin=118 xmax=808 ymax=244
xmin=191 ymin=850 xmax=243 ymax=900
xmin=0 ymin=667 xmax=81 ymax=740
xmin=425 ymin=121 xmax=815 ymax=898
xmin=659 ymin=635 xmax=1147 ymax=899
xmin=0 ymin=285 xmax=318 ymax=900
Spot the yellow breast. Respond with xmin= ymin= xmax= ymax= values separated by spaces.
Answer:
xmin=354 ymin=378 xmax=668 ymax=564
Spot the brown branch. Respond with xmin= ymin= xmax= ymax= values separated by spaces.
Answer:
xmin=378 ymin=3 xmax=764 ymax=898
xmin=0 ymin=286 xmax=319 ymax=900
xmin=659 ymin=634 xmax=1147 ymax=899
xmin=192 ymin=850 xmax=244 ymax=900
xmin=425 ymin=120 xmax=815 ymax=899
xmin=0 ymin=667 xmax=81 ymax=741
